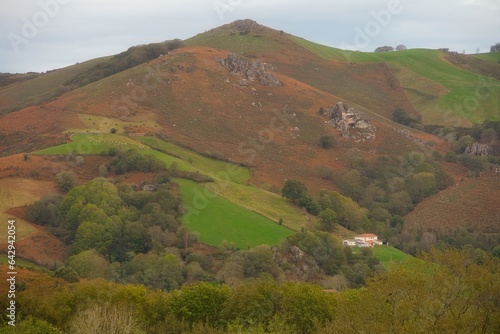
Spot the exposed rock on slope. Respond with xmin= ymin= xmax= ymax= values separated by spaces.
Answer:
xmin=322 ymin=102 xmax=376 ymax=141
xmin=227 ymin=19 xmax=266 ymax=35
xmin=465 ymin=142 xmax=491 ymax=156
xmin=272 ymin=246 xmax=322 ymax=281
xmin=218 ymin=53 xmax=282 ymax=87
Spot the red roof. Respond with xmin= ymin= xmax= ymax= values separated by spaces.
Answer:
xmin=356 ymin=233 xmax=378 ymax=238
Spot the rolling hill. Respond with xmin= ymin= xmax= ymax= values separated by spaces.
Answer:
xmin=289 ymin=36 xmax=500 ymax=125
xmin=0 ymin=19 xmax=499 ymax=257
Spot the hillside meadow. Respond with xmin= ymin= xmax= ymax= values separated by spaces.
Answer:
xmin=33 ymin=133 xmax=306 ymax=245
xmin=176 ymin=178 xmax=293 ymax=248
xmin=290 ymin=36 xmax=500 ymax=125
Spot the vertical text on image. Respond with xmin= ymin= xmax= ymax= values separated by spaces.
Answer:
xmin=6 ymin=219 xmax=17 ymax=326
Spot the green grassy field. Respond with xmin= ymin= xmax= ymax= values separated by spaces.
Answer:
xmin=290 ymin=36 xmax=500 ymax=125
xmin=372 ymin=245 xmax=416 ymax=269
xmin=212 ymin=181 xmax=308 ymax=231
xmin=138 ymin=137 xmax=251 ymax=184
xmin=474 ymin=52 xmax=500 ymax=63
xmin=176 ymin=178 xmax=294 ymax=248
xmin=34 ymin=133 xmax=148 ymax=155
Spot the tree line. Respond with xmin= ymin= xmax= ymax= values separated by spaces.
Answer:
xmin=66 ymin=39 xmax=183 ymax=88
xmin=2 ymin=248 xmax=498 ymax=334
xmin=281 ymin=146 xmax=455 ymax=250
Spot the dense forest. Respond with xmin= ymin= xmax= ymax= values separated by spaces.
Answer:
xmin=1 ymin=249 xmax=498 ymax=333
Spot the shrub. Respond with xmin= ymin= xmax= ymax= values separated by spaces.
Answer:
xmin=55 ymin=171 xmax=76 ymax=192
xmin=392 ymin=108 xmax=420 ymax=126
xmin=281 ymin=180 xmax=309 ymax=203
xmin=316 ymin=165 xmax=334 ymax=180
xmin=55 ymin=267 xmax=80 ymax=283
xmin=318 ymin=208 xmax=338 ymax=232
xmin=444 ymin=151 xmax=458 ymax=163
xmin=319 ymin=135 xmax=336 ymax=149
xmin=375 ymin=46 xmax=394 ymax=52
xmin=25 ymin=194 xmax=64 ymax=226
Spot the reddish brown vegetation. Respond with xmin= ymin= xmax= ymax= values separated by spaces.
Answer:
xmin=404 ymin=174 xmax=500 ymax=234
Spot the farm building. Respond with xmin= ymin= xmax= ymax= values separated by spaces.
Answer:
xmin=343 ymin=233 xmax=383 ymax=248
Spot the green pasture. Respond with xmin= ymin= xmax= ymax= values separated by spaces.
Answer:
xmin=176 ymin=178 xmax=294 ymax=249
xmin=290 ymin=36 xmax=500 ymax=125
xmin=137 ymin=137 xmax=251 ymax=184
xmin=212 ymin=181 xmax=307 ymax=231
xmin=474 ymin=52 xmax=500 ymax=63
xmin=34 ymin=133 xmax=147 ymax=155
xmin=372 ymin=245 xmax=417 ymax=269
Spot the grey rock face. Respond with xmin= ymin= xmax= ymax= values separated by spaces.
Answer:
xmin=322 ymin=102 xmax=376 ymax=141
xmin=218 ymin=53 xmax=282 ymax=87
xmin=466 ymin=142 xmax=492 ymax=156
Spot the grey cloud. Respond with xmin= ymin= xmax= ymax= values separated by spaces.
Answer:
xmin=1 ymin=0 xmax=498 ymax=73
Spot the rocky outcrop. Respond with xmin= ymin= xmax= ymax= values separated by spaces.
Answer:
xmin=466 ymin=142 xmax=492 ymax=156
xmin=321 ymin=102 xmax=376 ymax=141
xmin=272 ymin=246 xmax=322 ymax=281
xmin=218 ymin=53 xmax=282 ymax=87
xmin=227 ymin=19 xmax=265 ymax=35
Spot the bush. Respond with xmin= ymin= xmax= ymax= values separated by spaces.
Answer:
xmin=107 ymin=147 xmax=119 ymax=156
xmin=55 ymin=171 xmax=76 ymax=192
xmin=392 ymin=108 xmax=420 ymax=126
xmin=10 ymin=317 xmax=63 ymax=334
xmin=444 ymin=151 xmax=458 ymax=163
xmin=453 ymin=135 xmax=474 ymax=154
xmin=375 ymin=46 xmax=394 ymax=52
xmin=319 ymin=135 xmax=336 ymax=149
xmin=108 ymin=149 xmax=166 ymax=174
xmin=316 ymin=165 xmax=334 ymax=180
xmin=281 ymin=180 xmax=309 ymax=203
xmin=298 ymin=196 xmax=321 ymax=215
xmin=55 ymin=267 xmax=80 ymax=283
xmin=25 ymin=194 xmax=64 ymax=226
xmin=459 ymin=155 xmax=488 ymax=172
xmin=318 ymin=209 xmax=338 ymax=232
xmin=168 ymin=283 xmax=229 ymax=327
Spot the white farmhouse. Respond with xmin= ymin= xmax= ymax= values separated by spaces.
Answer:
xmin=343 ymin=233 xmax=383 ymax=248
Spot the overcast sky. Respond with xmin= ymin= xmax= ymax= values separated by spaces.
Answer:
xmin=1 ymin=0 xmax=499 ymax=73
